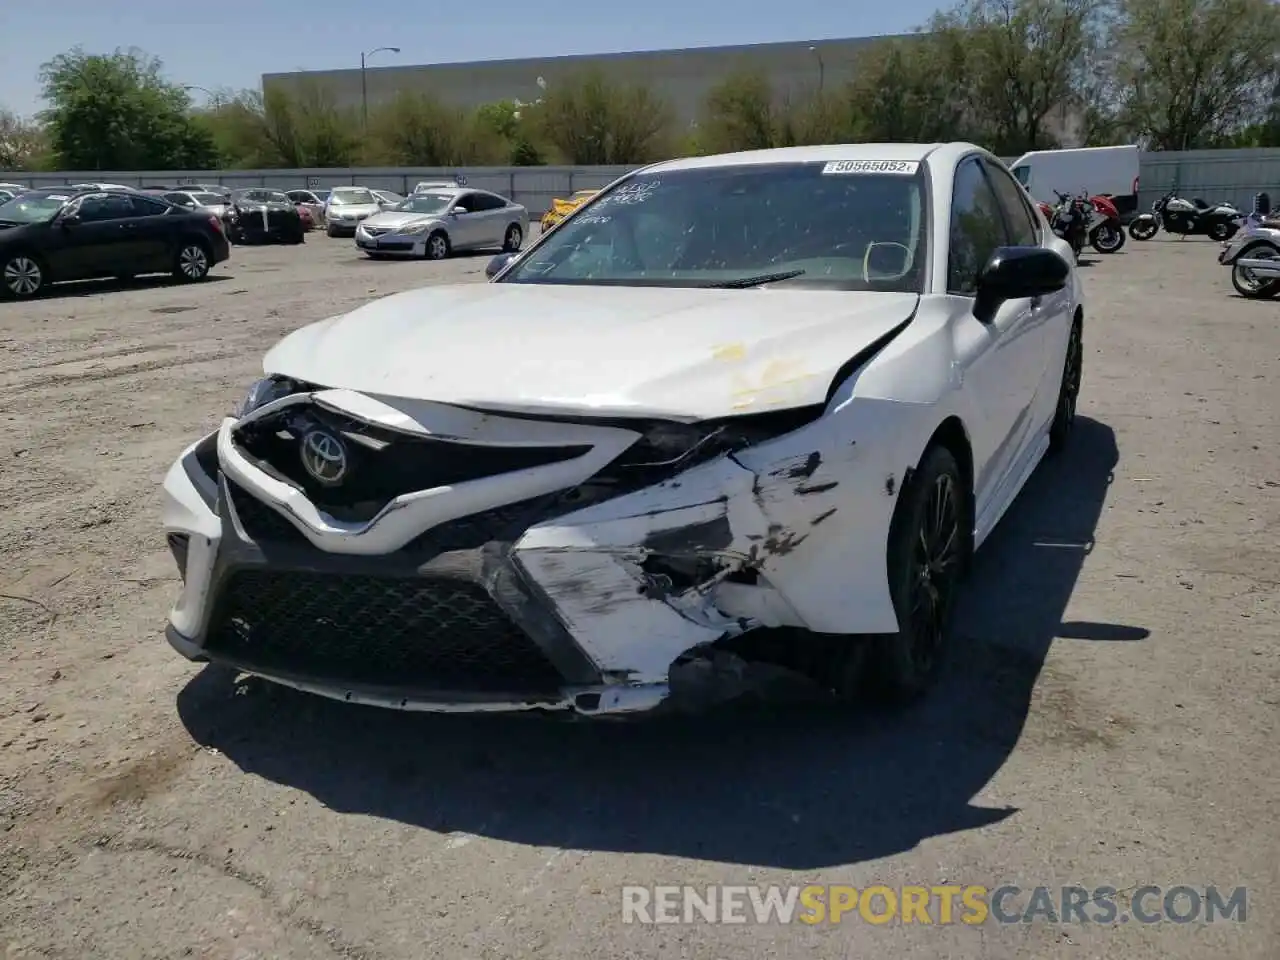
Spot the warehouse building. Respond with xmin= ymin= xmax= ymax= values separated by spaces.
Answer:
xmin=261 ymin=36 xmax=909 ymax=126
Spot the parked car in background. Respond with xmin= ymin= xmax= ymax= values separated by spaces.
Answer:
xmin=324 ymin=187 xmax=384 ymax=237
xmin=286 ymin=189 xmax=327 ymax=225
xmin=159 ymin=190 xmax=232 ymax=227
xmin=0 ymin=190 xmax=15 ymax=205
xmin=412 ymin=179 xmax=464 ymax=194
xmin=0 ymin=182 xmax=28 ymax=195
xmin=226 ymin=188 xmax=306 ymax=245
xmin=0 ymin=187 xmax=229 ymax=299
xmin=540 ymin=189 xmax=600 ymax=232
xmin=355 ymin=188 xmax=528 ymax=260
xmin=297 ymin=205 xmax=316 ymax=231
xmin=67 ymin=182 xmax=137 ymax=192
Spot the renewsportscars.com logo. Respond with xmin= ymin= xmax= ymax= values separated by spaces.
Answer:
xmin=621 ymin=884 xmax=1248 ymax=926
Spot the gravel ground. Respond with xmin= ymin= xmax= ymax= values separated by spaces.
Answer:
xmin=0 ymin=233 xmax=1276 ymax=959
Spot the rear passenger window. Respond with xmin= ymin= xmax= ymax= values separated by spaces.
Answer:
xmin=982 ymin=161 xmax=1040 ymax=247
xmin=948 ymin=159 xmax=1008 ymax=295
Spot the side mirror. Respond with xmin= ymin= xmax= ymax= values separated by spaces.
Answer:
xmin=60 ymin=213 xmax=81 ymax=227
xmin=450 ymin=208 xmax=465 ymax=216
xmin=973 ymin=246 xmax=1069 ymax=324
xmin=486 ymin=252 xmax=517 ymax=279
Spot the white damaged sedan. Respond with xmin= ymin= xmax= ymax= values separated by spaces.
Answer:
xmin=161 ymin=142 xmax=1085 ymax=717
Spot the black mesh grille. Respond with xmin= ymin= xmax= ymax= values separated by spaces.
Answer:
xmin=206 ymin=570 xmax=563 ymax=692
xmin=227 ymin=480 xmax=305 ymax=543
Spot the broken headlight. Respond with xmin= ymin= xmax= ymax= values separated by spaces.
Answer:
xmin=236 ymin=375 xmax=303 ymax=417
xmin=612 ymin=405 xmax=825 ymax=477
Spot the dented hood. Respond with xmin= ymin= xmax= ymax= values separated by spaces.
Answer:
xmin=264 ymin=283 xmax=918 ymax=420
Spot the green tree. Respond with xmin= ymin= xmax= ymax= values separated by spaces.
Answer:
xmin=0 ymin=110 xmax=49 ymax=170
xmin=366 ymin=91 xmax=504 ymax=165
xmin=698 ymin=71 xmax=782 ymax=152
xmin=1109 ymin=0 xmax=1280 ymax=149
xmin=930 ymin=0 xmax=1105 ymax=154
xmin=536 ymin=70 xmax=673 ymax=163
xmin=38 ymin=48 xmax=217 ymax=170
xmin=845 ymin=34 xmax=980 ymax=142
xmin=475 ymin=100 xmax=546 ymax=165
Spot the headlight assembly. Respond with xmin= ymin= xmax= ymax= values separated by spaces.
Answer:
xmin=398 ymin=223 xmax=431 ymax=235
xmin=236 ymin=375 xmax=304 ymax=417
xmin=619 ymin=406 xmax=825 ymax=471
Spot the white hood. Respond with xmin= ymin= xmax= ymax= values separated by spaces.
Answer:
xmin=264 ymin=283 xmax=919 ymax=420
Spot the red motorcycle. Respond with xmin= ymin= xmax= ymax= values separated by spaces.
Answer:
xmin=1037 ymin=192 xmax=1125 ymax=255
xmin=1085 ymin=193 xmax=1125 ymax=253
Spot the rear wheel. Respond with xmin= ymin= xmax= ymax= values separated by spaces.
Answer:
xmin=863 ymin=445 xmax=971 ymax=705
xmin=503 ymin=224 xmax=523 ymax=252
xmin=1231 ymin=242 xmax=1280 ymax=299
xmin=1 ymin=253 xmax=46 ymax=299
xmin=1208 ymin=220 xmax=1235 ymax=242
xmin=174 ymin=241 xmax=211 ymax=282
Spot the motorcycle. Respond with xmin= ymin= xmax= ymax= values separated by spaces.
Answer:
xmin=1082 ymin=192 xmax=1125 ymax=253
xmin=1218 ymin=219 xmax=1280 ymax=299
xmin=1129 ymin=189 xmax=1243 ymax=241
xmin=1041 ymin=191 xmax=1088 ymax=261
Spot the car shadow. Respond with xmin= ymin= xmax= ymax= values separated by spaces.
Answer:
xmin=177 ymin=416 xmax=1137 ymax=869
xmin=41 ymin=274 xmax=230 ymax=299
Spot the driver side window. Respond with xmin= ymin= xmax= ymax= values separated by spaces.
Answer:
xmin=76 ymin=195 xmax=136 ymax=222
xmin=948 ymin=159 xmax=1008 ymax=296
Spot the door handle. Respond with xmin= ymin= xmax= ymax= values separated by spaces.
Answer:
xmin=1029 ymin=295 xmax=1042 ymax=310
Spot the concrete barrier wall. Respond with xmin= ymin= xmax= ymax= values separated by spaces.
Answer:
xmin=4 ymin=149 xmax=1279 ymax=215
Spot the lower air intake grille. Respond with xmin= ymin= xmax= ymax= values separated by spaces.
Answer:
xmin=206 ymin=571 xmax=564 ymax=693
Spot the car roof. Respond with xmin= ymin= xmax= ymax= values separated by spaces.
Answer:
xmin=638 ymin=142 xmax=973 ymax=174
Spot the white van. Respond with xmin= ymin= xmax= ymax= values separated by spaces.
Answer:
xmin=1009 ymin=145 xmax=1141 ymax=220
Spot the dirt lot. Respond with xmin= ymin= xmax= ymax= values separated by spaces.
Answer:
xmin=1 ymin=233 xmax=1277 ymax=959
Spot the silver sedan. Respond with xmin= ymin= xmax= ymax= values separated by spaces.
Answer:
xmin=353 ymin=188 xmax=529 ymax=260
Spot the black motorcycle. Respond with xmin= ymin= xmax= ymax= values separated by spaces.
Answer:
xmin=1128 ymin=189 xmax=1242 ymax=241
xmin=1048 ymin=190 xmax=1087 ymax=261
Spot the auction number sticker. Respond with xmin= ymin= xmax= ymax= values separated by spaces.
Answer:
xmin=822 ymin=160 xmax=919 ymax=175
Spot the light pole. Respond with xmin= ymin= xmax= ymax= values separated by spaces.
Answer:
xmin=808 ymin=45 xmax=825 ymax=94
xmin=361 ymin=46 xmax=400 ymax=128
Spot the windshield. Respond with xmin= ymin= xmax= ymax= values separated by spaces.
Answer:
xmin=499 ymin=162 xmax=926 ymax=291
xmin=330 ymin=188 xmax=375 ymax=205
xmin=394 ymin=193 xmax=453 ymax=214
xmin=0 ymin=190 xmax=71 ymax=224
xmin=235 ymin=189 xmax=289 ymax=204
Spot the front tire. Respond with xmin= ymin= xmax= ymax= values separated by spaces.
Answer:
xmin=1049 ymin=316 xmax=1083 ymax=452
xmin=865 ymin=445 xmax=971 ymax=705
xmin=1 ymin=253 xmax=46 ymax=299
xmin=1231 ymin=242 xmax=1280 ymax=299
xmin=1091 ymin=222 xmax=1125 ymax=253
xmin=1128 ymin=218 xmax=1159 ymax=241
xmin=425 ymin=231 xmax=450 ymax=260
xmin=174 ymin=241 xmax=211 ymax=282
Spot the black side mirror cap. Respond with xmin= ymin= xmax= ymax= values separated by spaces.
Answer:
xmin=59 ymin=213 xmax=81 ymax=227
xmin=486 ymin=252 xmax=517 ymax=280
xmin=973 ymin=246 xmax=1070 ymax=324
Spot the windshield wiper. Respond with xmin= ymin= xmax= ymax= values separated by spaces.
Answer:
xmin=704 ymin=269 xmax=806 ymax=288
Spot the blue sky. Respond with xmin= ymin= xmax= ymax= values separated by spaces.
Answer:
xmin=1 ymin=0 xmax=941 ymax=117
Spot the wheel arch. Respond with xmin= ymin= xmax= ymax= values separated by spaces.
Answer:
xmin=900 ymin=414 xmax=976 ymax=570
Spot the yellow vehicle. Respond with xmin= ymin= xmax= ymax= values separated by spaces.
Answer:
xmin=540 ymin=189 xmax=599 ymax=231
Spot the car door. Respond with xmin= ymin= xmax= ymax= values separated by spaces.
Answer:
xmin=467 ymin=191 xmax=509 ymax=246
xmin=981 ymin=158 xmax=1068 ymax=443
xmin=446 ymin=192 xmax=484 ymax=248
xmin=126 ymin=194 xmax=182 ymax=272
xmin=945 ymin=157 xmax=1045 ymax=526
xmin=51 ymin=193 xmax=140 ymax=280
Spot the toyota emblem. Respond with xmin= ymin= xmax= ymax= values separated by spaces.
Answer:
xmin=300 ymin=429 xmax=348 ymax=485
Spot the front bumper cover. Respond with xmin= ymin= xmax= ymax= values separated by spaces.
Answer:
xmin=161 ymin=393 xmax=902 ymax=716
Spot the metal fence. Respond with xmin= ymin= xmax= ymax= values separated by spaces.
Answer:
xmin=5 ymin=148 xmax=1280 ymax=216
